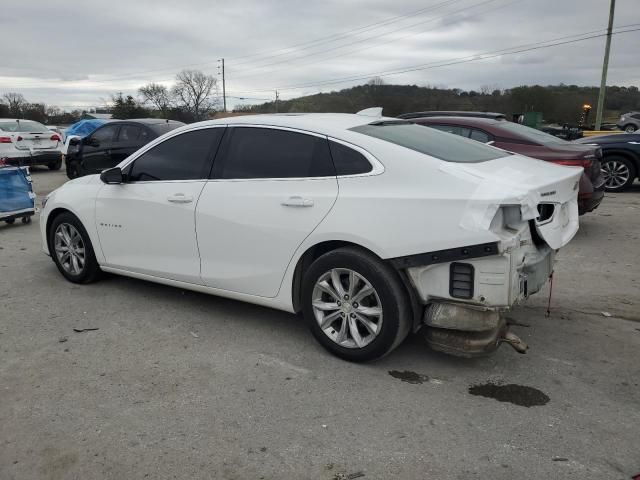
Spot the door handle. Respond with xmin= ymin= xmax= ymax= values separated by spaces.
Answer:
xmin=281 ymin=196 xmax=314 ymax=207
xmin=167 ymin=193 xmax=193 ymax=204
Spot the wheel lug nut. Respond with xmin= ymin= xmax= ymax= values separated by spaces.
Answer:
xmin=353 ymin=302 xmax=358 ymax=308
xmin=344 ymin=294 xmax=349 ymax=300
xmin=350 ymin=313 xmax=356 ymax=318
xmin=337 ymin=301 xmax=341 ymax=306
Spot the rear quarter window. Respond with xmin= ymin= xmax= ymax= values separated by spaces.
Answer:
xmin=350 ymin=122 xmax=509 ymax=163
xmin=328 ymin=141 xmax=372 ymax=175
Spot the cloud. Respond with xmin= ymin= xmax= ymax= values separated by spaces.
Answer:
xmin=1 ymin=0 xmax=638 ymax=110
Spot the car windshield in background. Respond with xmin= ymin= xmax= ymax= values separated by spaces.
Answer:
xmin=149 ymin=122 xmax=185 ymax=135
xmin=498 ymin=121 xmax=569 ymax=145
xmin=0 ymin=120 xmax=49 ymax=133
xmin=350 ymin=121 xmax=510 ymax=163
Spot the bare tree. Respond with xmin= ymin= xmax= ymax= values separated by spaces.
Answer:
xmin=139 ymin=83 xmax=173 ymax=116
xmin=172 ymin=70 xmax=218 ymax=120
xmin=3 ymin=92 xmax=27 ymax=116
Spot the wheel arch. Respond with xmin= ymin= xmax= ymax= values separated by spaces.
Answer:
xmin=290 ymin=240 xmax=422 ymax=331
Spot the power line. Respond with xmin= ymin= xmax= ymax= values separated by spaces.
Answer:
xmin=229 ymin=0 xmax=515 ymax=79
xmin=229 ymin=26 xmax=640 ymax=95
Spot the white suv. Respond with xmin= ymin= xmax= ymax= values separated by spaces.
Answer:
xmin=0 ymin=119 xmax=63 ymax=169
xmin=40 ymin=112 xmax=582 ymax=361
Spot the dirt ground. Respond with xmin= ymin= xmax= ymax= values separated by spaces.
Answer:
xmin=1 ymin=168 xmax=639 ymax=480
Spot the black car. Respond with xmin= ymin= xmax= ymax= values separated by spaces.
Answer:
xmin=65 ymin=119 xmax=184 ymax=179
xmin=575 ymin=133 xmax=640 ymax=192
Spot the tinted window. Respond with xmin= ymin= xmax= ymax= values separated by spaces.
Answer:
xmin=150 ymin=121 xmax=185 ymax=135
xmin=128 ymin=128 xmax=222 ymax=181
xmin=430 ymin=124 xmax=471 ymax=138
xmin=118 ymin=125 xmax=143 ymax=142
xmin=92 ymin=125 xmax=118 ymax=144
xmin=497 ymin=121 xmax=568 ymax=145
xmin=216 ymin=127 xmax=335 ymax=179
xmin=631 ymin=113 xmax=640 ymax=120
xmin=350 ymin=122 xmax=509 ymax=163
xmin=328 ymin=141 xmax=372 ymax=175
xmin=470 ymin=129 xmax=491 ymax=143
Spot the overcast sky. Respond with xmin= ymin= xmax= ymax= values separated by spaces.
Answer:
xmin=1 ymin=0 xmax=638 ymax=111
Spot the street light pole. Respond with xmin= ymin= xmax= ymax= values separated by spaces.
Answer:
xmin=594 ymin=0 xmax=616 ymax=131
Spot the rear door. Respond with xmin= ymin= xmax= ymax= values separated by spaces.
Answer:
xmin=82 ymin=124 xmax=120 ymax=174
xmin=196 ymin=126 xmax=338 ymax=297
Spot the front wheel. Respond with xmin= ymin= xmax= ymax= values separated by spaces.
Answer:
xmin=602 ymin=155 xmax=636 ymax=192
xmin=302 ymin=247 xmax=411 ymax=362
xmin=48 ymin=212 xmax=102 ymax=283
xmin=624 ymin=124 xmax=637 ymax=133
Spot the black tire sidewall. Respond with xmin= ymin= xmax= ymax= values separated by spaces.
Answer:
xmin=48 ymin=212 xmax=101 ymax=283
xmin=603 ymin=156 xmax=636 ymax=192
xmin=302 ymin=248 xmax=409 ymax=362
xmin=48 ymin=159 xmax=62 ymax=170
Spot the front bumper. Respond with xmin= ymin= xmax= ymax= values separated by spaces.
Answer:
xmin=4 ymin=151 xmax=61 ymax=167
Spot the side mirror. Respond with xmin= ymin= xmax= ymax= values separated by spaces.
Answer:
xmin=100 ymin=167 xmax=123 ymax=184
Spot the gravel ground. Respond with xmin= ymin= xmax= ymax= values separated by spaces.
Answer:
xmin=1 ymin=168 xmax=639 ymax=480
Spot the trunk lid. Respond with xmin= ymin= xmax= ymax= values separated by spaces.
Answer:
xmin=14 ymin=131 xmax=60 ymax=151
xmin=440 ymin=154 xmax=582 ymax=249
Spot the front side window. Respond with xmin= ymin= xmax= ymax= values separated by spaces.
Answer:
xmin=118 ymin=125 xmax=143 ymax=142
xmin=91 ymin=125 xmax=119 ymax=144
xmin=127 ymin=128 xmax=222 ymax=182
xmin=351 ymin=122 xmax=509 ymax=163
xmin=215 ymin=127 xmax=335 ymax=179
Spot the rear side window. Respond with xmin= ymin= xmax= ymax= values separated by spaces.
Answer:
xmin=128 ymin=128 xmax=222 ymax=181
xmin=328 ymin=141 xmax=372 ymax=175
xmin=470 ymin=129 xmax=491 ymax=143
xmin=430 ymin=124 xmax=471 ymax=138
xmin=350 ymin=122 xmax=509 ymax=163
xmin=215 ymin=127 xmax=335 ymax=179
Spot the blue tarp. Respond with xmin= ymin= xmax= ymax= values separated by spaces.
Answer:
xmin=0 ymin=167 xmax=35 ymax=215
xmin=64 ymin=119 xmax=109 ymax=139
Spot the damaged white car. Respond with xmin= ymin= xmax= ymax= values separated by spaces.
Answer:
xmin=40 ymin=111 xmax=582 ymax=362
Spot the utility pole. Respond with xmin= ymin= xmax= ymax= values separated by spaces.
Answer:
xmin=275 ymin=90 xmax=279 ymax=113
xmin=594 ymin=0 xmax=615 ymax=130
xmin=218 ymin=58 xmax=227 ymax=113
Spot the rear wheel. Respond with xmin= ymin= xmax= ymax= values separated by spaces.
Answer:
xmin=624 ymin=124 xmax=637 ymax=133
xmin=302 ymin=247 xmax=411 ymax=362
xmin=601 ymin=155 xmax=636 ymax=192
xmin=48 ymin=159 xmax=62 ymax=170
xmin=48 ymin=212 xmax=102 ymax=283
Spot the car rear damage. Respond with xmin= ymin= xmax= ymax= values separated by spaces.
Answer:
xmin=392 ymin=156 xmax=582 ymax=357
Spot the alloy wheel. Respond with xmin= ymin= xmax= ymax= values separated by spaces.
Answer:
xmin=311 ymin=268 xmax=383 ymax=349
xmin=602 ymin=160 xmax=630 ymax=189
xmin=54 ymin=223 xmax=86 ymax=275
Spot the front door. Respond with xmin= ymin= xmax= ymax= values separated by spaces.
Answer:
xmin=197 ymin=126 xmax=338 ymax=297
xmin=82 ymin=124 xmax=119 ymax=174
xmin=95 ymin=127 xmax=224 ymax=283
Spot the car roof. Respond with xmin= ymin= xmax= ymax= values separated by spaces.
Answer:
xmin=398 ymin=111 xmax=506 ymax=120
xmin=191 ymin=113 xmax=394 ymax=140
xmin=108 ymin=118 xmax=184 ymax=126
xmin=410 ymin=116 xmax=504 ymax=127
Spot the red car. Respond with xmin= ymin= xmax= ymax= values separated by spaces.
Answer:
xmin=411 ymin=116 xmax=605 ymax=214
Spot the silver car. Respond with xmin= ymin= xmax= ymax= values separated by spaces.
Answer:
xmin=617 ymin=112 xmax=640 ymax=133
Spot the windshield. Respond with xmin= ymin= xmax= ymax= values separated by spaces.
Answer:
xmin=498 ymin=121 xmax=569 ymax=145
xmin=350 ymin=121 xmax=510 ymax=163
xmin=0 ymin=120 xmax=49 ymax=133
xmin=150 ymin=121 xmax=185 ymax=135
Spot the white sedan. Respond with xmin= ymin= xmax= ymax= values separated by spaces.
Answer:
xmin=0 ymin=119 xmax=63 ymax=169
xmin=40 ymin=111 xmax=582 ymax=361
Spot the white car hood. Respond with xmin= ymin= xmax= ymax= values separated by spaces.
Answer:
xmin=440 ymin=154 xmax=583 ymax=249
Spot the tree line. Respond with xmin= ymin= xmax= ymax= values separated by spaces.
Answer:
xmin=1 ymin=74 xmax=639 ymax=126
xmin=0 ymin=69 xmax=220 ymax=125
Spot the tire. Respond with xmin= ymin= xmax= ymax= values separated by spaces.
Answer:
xmin=5 ymin=218 xmax=15 ymax=225
xmin=601 ymin=155 xmax=636 ymax=192
xmin=21 ymin=216 xmax=31 ymax=224
xmin=66 ymin=161 xmax=80 ymax=179
xmin=48 ymin=212 xmax=102 ymax=284
xmin=302 ymin=247 xmax=411 ymax=362
xmin=48 ymin=159 xmax=62 ymax=170
xmin=624 ymin=124 xmax=637 ymax=133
